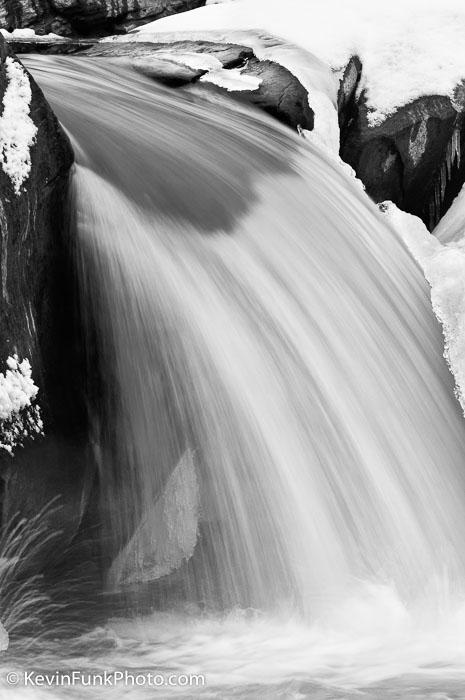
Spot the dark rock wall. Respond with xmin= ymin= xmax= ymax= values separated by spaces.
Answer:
xmin=0 ymin=0 xmax=206 ymax=36
xmin=0 ymin=36 xmax=74 ymax=433
xmin=0 ymin=37 xmax=95 ymax=588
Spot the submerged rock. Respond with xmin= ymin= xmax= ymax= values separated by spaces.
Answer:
xmin=0 ymin=0 xmax=206 ymax=37
xmin=132 ymin=55 xmax=207 ymax=86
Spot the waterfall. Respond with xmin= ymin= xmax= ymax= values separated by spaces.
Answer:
xmin=25 ymin=56 xmax=465 ymax=621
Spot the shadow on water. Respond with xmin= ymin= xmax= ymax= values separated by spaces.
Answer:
xmin=25 ymin=55 xmax=297 ymax=233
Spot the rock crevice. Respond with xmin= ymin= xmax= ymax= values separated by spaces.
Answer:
xmin=339 ymin=58 xmax=465 ymax=230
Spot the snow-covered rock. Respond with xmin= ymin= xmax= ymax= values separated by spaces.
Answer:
xmin=342 ymin=92 xmax=464 ymax=230
xmin=129 ymin=0 xmax=465 ymax=206
xmin=134 ymin=0 xmax=465 ymax=127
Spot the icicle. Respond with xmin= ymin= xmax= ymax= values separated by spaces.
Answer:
xmin=428 ymin=126 xmax=463 ymax=228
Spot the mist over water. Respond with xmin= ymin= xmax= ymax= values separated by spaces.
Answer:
xmin=8 ymin=55 xmax=465 ymax=696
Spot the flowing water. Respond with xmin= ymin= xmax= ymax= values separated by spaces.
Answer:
xmin=4 ymin=55 xmax=465 ymax=697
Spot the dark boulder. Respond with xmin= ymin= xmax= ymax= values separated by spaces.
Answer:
xmin=340 ymin=64 xmax=465 ymax=230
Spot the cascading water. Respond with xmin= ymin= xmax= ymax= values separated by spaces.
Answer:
xmin=10 ymin=54 xmax=465 ymax=696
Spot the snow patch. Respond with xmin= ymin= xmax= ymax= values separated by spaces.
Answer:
xmin=0 ymin=355 xmax=42 ymax=455
xmin=1 ymin=28 xmax=63 ymax=40
xmin=0 ymin=57 xmax=37 ymax=195
xmin=200 ymin=65 xmax=261 ymax=91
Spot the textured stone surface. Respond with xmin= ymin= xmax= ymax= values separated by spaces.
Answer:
xmin=340 ymin=63 xmax=465 ymax=230
xmin=0 ymin=0 xmax=206 ymax=37
xmin=229 ymin=57 xmax=314 ymax=132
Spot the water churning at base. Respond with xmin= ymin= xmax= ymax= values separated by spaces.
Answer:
xmin=26 ymin=56 xmax=465 ymax=618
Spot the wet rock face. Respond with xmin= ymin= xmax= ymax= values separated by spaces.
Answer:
xmin=0 ymin=0 xmax=206 ymax=36
xmin=0 ymin=36 xmax=76 ymax=435
xmin=226 ymin=57 xmax=314 ymax=132
xmin=0 ymin=37 xmax=95 ymax=584
xmin=340 ymin=68 xmax=465 ymax=230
